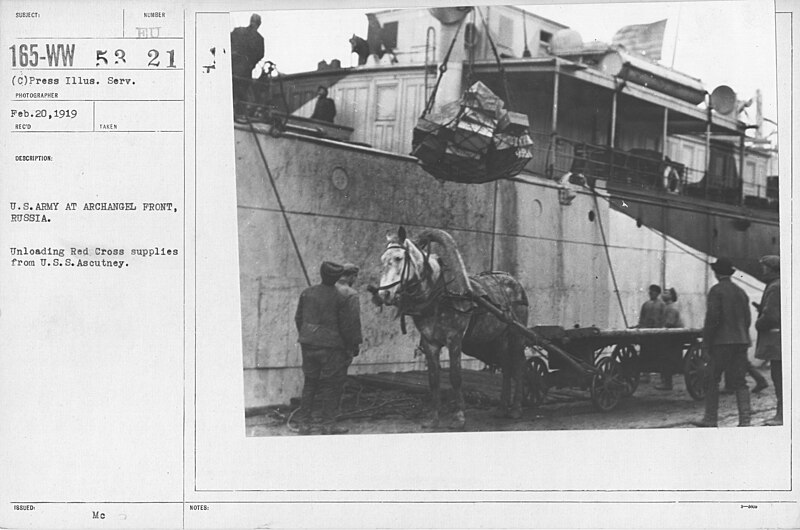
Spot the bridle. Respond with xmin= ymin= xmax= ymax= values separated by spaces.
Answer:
xmin=376 ymin=239 xmax=479 ymax=335
xmin=377 ymin=243 xmax=428 ymax=302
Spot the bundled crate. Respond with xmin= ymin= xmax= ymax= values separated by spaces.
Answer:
xmin=411 ymin=81 xmax=533 ymax=184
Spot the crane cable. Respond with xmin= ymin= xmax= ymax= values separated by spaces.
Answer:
xmin=421 ymin=15 xmax=468 ymax=117
xmin=476 ymin=6 xmax=512 ymax=108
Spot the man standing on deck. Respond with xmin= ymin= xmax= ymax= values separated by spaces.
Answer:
xmin=294 ymin=261 xmax=362 ymax=435
xmin=310 ymin=86 xmax=337 ymax=123
xmin=693 ymin=258 xmax=752 ymax=427
xmin=230 ymin=14 xmax=265 ymax=118
xmin=755 ymin=255 xmax=782 ymax=426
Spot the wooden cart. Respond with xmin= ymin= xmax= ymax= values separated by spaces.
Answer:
xmin=468 ymin=294 xmax=706 ymax=412
xmin=523 ymin=326 xmax=706 ymax=412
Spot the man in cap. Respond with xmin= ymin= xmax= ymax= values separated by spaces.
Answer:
xmin=337 ymin=263 xmax=360 ymax=295
xmin=637 ymin=284 xmax=666 ymax=328
xmin=755 ymin=255 xmax=782 ymax=426
xmin=230 ymin=14 xmax=265 ymax=118
xmin=337 ymin=263 xmax=362 ymax=363
xmin=294 ymin=261 xmax=362 ymax=435
xmin=693 ymin=257 xmax=752 ymax=427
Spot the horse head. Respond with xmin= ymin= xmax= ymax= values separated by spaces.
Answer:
xmin=377 ymin=226 xmax=434 ymax=306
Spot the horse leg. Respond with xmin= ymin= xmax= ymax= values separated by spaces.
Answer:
xmin=508 ymin=331 xmax=526 ymax=419
xmin=447 ymin=341 xmax=466 ymax=430
xmin=420 ymin=338 xmax=442 ymax=429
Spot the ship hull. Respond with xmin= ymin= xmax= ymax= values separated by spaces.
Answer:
xmin=236 ymin=124 xmax=768 ymax=408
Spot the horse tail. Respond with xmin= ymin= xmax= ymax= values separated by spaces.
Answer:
xmin=415 ymin=229 xmax=472 ymax=298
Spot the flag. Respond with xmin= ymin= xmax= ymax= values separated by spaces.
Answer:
xmin=612 ymin=19 xmax=667 ymax=61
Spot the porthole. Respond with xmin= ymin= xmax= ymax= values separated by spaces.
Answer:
xmin=588 ymin=210 xmax=595 ymax=222
xmin=331 ymin=167 xmax=349 ymax=190
xmin=531 ymin=199 xmax=543 ymax=218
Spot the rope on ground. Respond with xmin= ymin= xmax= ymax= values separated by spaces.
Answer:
xmin=285 ymin=407 xmax=300 ymax=432
xmin=335 ymin=397 xmax=419 ymax=421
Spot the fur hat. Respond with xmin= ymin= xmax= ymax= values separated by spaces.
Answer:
xmin=710 ymin=257 xmax=735 ymax=276
xmin=759 ymin=255 xmax=780 ymax=272
xmin=320 ymin=261 xmax=344 ymax=284
xmin=342 ymin=263 xmax=360 ymax=275
xmin=666 ymin=287 xmax=678 ymax=301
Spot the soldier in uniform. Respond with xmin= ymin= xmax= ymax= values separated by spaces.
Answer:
xmin=230 ymin=14 xmax=265 ymax=118
xmin=755 ymin=255 xmax=782 ymax=426
xmin=693 ymin=258 xmax=752 ymax=427
xmin=294 ymin=261 xmax=362 ymax=435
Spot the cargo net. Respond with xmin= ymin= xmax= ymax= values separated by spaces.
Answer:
xmin=412 ymin=81 xmax=533 ymax=184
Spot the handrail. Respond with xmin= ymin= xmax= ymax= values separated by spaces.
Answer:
xmin=528 ymin=132 xmax=778 ymax=211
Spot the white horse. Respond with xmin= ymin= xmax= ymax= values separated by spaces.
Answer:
xmin=373 ymin=227 xmax=529 ymax=429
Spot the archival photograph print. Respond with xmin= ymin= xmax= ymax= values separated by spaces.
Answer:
xmin=231 ymin=3 xmax=782 ymax=437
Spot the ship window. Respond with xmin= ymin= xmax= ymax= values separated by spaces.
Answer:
xmin=540 ymin=30 xmax=552 ymax=44
xmin=588 ymin=210 xmax=595 ymax=222
xmin=376 ymin=84 xmax=398 ymax=120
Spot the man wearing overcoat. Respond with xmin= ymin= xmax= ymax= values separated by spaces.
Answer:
xmin=755 ymin=255 xmax=782 ymax=426
xmin=693 ymin=257 xmax=752 ymax=427
xmin=294 ymin=261 xmax=362 ymax=435
xmin=230 ymin=14 xmax=265 ymax=116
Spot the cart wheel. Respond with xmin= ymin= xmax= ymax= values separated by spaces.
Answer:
xmin=591 ymin=347 xmax=605 ymax=363
xmin=611 ymin=343 xmax=640 ymax=397
xmin=591 ymin=356 xmax=625 ymax=412
xmin=684 ymin=341 xmax=709 ymax=401
xmin=523 ymin=357 xmax=549 ymax=407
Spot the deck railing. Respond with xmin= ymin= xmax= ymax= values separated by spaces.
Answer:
xmin=528 ymin=132 xmax=778 ymax=212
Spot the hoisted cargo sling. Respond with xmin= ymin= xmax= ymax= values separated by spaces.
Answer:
xmin=411 ymin=10 xmax=534 ymax=184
